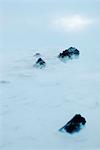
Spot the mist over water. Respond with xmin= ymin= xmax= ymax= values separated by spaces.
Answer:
xmin=0 ymin=0 xmax=100 ymax=150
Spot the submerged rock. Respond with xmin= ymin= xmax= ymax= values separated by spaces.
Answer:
xmin=34 ymin=53 xmax=41 ymax=57
xmin=59 ymin=114 xmax=86 ymax=134
xmin=58 ymin=47 xmax=80 ymax=60
xmin=0 ymin=80 xmax=10 ymax=84
xmin=34 ymin=58 xmax=46 ymax=68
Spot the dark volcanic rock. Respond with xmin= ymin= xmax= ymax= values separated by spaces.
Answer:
xmin=68 ymin=47 xmax=80 ymax=55
xmin=58 ymin=47 xmax=80 ymax=60
xmin=59 ymin=114 xmax=86 ymax=134
xmin=34 ymin=58 xmax=46 ymax=68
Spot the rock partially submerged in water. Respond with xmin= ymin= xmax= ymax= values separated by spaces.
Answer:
xmin=58 ymin=47 xmax=80 ymax=60
xmin=59 ymin=114 xmax=86 ymax=134
xmin=33 ymin=53 xmax=41 ymax=57
xmin=34 ymin=58 xmax=46 ymax=68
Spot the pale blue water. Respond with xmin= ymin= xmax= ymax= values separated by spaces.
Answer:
xmin=0 ymin=1 xmax=100 ymax=150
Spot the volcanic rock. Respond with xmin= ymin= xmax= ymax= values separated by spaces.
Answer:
xmin=59 ymin=114 xmax=86 ymax=133
xmin=34 ymin=58 xmax=46 ymax=68
xmin=58 ymin=47 xmax=80 ymax=60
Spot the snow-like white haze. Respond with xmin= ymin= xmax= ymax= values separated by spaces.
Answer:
xmin=0 ymin=0 xmax=100 ymax=150
xmin=52 ymin=15 xmax=93 ymax=31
